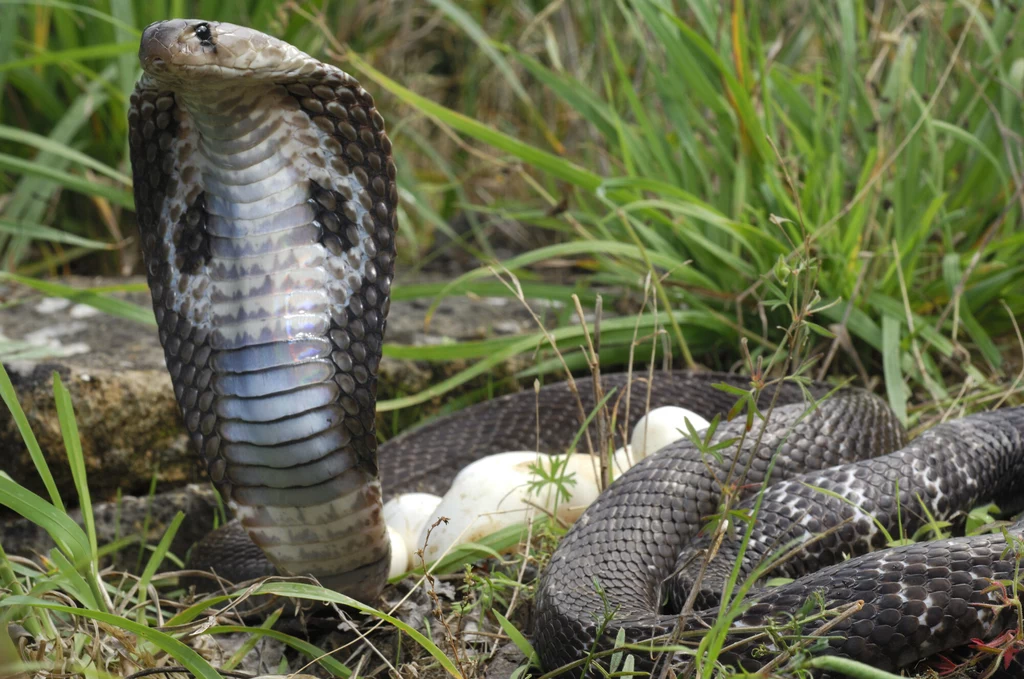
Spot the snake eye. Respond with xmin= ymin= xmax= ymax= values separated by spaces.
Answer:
xmin=195 ymin=23 xmax=212 ymax=43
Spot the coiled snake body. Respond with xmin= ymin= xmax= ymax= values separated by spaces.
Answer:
xmin=129 ymin=20 xmax=1024 ymax=676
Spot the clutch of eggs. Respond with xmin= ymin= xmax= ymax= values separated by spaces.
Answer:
xmin=382 ymin=406 xmax=710 ymax=576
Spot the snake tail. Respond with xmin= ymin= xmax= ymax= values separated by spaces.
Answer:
xmin=669 ymin=407 xmax=1024 ymax=611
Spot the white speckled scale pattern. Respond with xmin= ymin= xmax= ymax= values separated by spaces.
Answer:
xmin=668 ymin=408 xmax=1024 ymax=613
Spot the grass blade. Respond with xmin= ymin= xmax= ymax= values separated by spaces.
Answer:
xmin=0 ymin=273 xmax=155 ymax=325
xmin=881 ymin=314 xmax=907 ymax=425
xmin=0 ymin=596 xmax=222 ymax=679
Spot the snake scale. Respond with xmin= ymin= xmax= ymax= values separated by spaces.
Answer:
xmin=128 ymin=20 xmax=1024 ymax=677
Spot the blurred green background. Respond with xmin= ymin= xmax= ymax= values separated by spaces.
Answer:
xmin=2 ymin=0 xmax=1023 ymax=425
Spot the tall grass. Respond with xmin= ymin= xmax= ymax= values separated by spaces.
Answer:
xmin=347 ymin=0 xmax=1024 ymax=424
xmin=2 ymin=1 xmax=1021 ymax=423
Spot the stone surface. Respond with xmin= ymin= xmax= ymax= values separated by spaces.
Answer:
xmin=0 ymin=275 xmax=542 ymax=506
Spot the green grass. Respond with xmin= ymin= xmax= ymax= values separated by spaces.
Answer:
xmin=2 ymin=1 xmax=1022 ymax=422
xmin=343 ymin=0 xmax=1024 ymax=422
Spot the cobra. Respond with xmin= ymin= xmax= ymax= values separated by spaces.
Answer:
xmin=128 ymin=20 xmax=1024 ymax=676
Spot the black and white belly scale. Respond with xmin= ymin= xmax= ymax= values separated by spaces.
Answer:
xmin=129 ymin=36 xmax=397 ymax=599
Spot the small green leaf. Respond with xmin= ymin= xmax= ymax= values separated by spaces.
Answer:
xmin=881 ymin=314 xmax=907 ymax=425
xmin=804 ymin=322 xmax=836 ymax=339
xmin=763 ymin=577 xmax=795 ymax=588
xmin=494 ymin=610 xmax=540 ymax=667
xmin=803 ymin=655 xmax=905 ymax=678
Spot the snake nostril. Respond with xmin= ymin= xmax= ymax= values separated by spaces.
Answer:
xmin=138 ymin=20 xmax=181 ymax=71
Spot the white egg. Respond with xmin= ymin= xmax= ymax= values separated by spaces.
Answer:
xmin=382 ymin=492 xmax=443 ymax=565
xmin=395 ymin=406 xmax=712 ymax=567
xmin=630 ymin=406 xmax=710 ymax=460
xmin=417 ymin=451 xmax=608 ymax=563
xmin=387 ymin=525 xmax=409 ymax=578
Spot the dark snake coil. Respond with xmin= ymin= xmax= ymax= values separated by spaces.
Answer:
xmin=128 ymin=20 xmax=1024 ymax=677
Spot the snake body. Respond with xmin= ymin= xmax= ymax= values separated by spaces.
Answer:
xmin=129 ymin=20 xmax=1024 ymax=676
xmin=535 ymin=407 xmax=1024 ymax=675
xmin=129 ymin=19 xmax=397 ymax=601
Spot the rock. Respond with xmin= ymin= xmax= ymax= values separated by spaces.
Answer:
xmin=0 ymin=277 xmax=193 ymax=504
xmin=0 ymin=275 xmax=542 ymax=508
